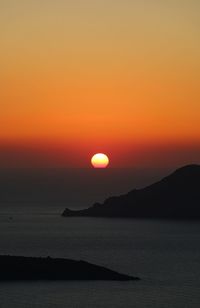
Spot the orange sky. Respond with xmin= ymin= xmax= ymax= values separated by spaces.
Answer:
xmin=0 ymin=1 xmax=200 ymax=167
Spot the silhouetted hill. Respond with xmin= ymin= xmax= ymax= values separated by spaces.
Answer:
xmin=0 ymin=255 xmax=138 ymax=281
xmin=62 ymin=165 xmax=200 ymax=219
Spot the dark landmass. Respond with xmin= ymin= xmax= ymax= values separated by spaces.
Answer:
xmin=62 ymin=165 xmax=200 ymax=219
xmin=0 ymin=255 xmax=138 ymax=281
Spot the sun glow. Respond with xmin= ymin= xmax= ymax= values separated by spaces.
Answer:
xmin=91 ymin=153 xmax=109 ymax=168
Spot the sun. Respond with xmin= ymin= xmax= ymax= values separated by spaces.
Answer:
xmin=91 ymin=153 xmax=109 ymax=168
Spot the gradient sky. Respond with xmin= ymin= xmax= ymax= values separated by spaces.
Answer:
xmin=0 ymin=0 xmax=200 ymax=167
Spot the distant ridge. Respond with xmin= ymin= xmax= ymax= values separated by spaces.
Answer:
xmin=62 ymin=165 xmax=200 ymax=219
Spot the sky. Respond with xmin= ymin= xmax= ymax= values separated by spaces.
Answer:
xmin=0 ymin=0 xmax=200 ymax=167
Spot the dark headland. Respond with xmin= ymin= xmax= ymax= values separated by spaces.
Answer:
xmin=0 ymin=255 xmax=138 ymax=281
xmin=62 ymin=164 xmax=200 ymax=219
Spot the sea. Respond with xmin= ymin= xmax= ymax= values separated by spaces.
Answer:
xmin=0 ymin=168 xmax=199 ymax=308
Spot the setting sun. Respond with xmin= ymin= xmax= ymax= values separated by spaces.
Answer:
xmin=91 ymin=153 xmax=109 ymax=168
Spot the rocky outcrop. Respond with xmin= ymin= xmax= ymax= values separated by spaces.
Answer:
xmin=62 ymin=165 xmax=200 ymax=219
xmin=0 ymin=255 xmax=139 ymax=281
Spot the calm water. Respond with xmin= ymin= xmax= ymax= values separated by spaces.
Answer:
xmin=0 ymin=212 xmax=200 ymax=307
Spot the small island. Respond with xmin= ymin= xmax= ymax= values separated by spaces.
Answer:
xmin=0 ymin=255 xmax=139 ymax=281
xmin=62 ymin=165 xmax=200 ymax=219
